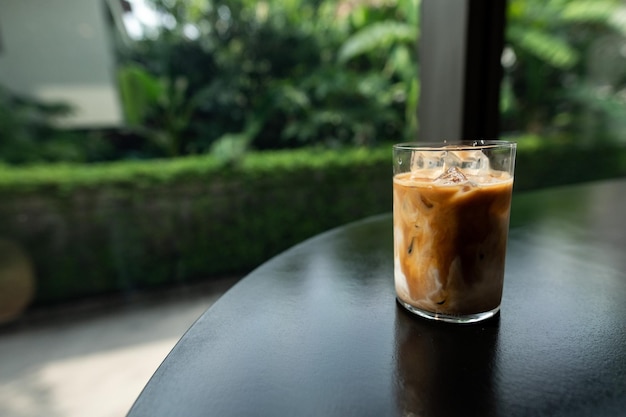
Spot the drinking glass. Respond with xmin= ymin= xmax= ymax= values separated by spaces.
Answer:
xmin=393 ymin=140 xmax=516 ymax=323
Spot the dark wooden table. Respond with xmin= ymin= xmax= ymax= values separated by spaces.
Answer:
xmin=127 ymin=179 xmax=626 ymax=417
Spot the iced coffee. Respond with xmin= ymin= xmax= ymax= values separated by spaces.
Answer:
xmin=393 ymin=142 xmax=516 ymax=323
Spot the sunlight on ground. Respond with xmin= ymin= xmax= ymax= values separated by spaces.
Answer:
xmin=0 ymin=339 xmax=176 ymax=417
xmin=0 ymin=277 xmax=239 ymax=417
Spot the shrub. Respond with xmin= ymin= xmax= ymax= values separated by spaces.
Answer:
xmin=0 ymin=146 xmax=391 ymax=305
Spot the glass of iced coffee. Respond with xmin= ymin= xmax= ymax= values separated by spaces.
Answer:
xmin=393 ymin=141 xmax=516 ymax=324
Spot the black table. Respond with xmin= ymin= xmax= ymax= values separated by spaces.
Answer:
xmin=127 ymin=179 xmax=626 ymax=417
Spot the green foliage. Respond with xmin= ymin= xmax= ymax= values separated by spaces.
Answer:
xmin=0 ymin=86 xmax=112 ymax=164
xmin=504 ymin=0 xmax=626 ymax=142
xmin=117 ymin=64 xmax=220 ymax=156
xmin=0 ymin=144 xmax=389 ymax=193
xmin=0 ymin=145 xmax=392 ymax=304
xmin=507 ymin=26 xmax=579 ymax=70
xmin=114 ymin=0 xmax=419 ymax=157
xmin=2 ymin=0 xmax=625 ymax=166
xmin=512 ymin=135 xmax=626 ymax=191
xmin=337 ymin=22 xmax=417 ymax=64
xmin=0 ymin=85 xmax=125 ymax=165
xmin=118 ymin=65 xmax=163 ymax=125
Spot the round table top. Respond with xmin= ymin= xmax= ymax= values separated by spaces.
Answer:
xmin=128 ymin=178 xmax=626 ymax=417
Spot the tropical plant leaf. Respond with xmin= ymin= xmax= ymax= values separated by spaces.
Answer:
xmin=270 ymin=83 xmax=311 ymax=111
xmin=507 ymin=25 xmax=579 ymax=69
xmin=396 ymin=0 xmax=420 ymax=27
xmin=338 ymin=22 xmax=418 ymax=64
xmin=117 ymin=65 xmax=164 ymax=125
xmin=386 ymin=44 xmax=416 ymax=82
xmin=561 ymin=1 xmax=616 ymax=22
xmin=560 ymin=1 xmax=626 ymax=35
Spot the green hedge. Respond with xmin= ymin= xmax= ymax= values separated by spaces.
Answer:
xmin=0 ymin=146 xmax=392 ymax=305
xmin=512 ymin=138 xmax=626 ymax=191
xmin=0 ymin=140 xmax=625 ymax=306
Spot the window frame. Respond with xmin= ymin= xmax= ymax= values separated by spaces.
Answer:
xmin=418 ymin=0 xmax=506 ymax=141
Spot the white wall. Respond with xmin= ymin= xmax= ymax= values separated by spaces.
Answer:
xmin=0 ymin=0 xmax=123 ymax=128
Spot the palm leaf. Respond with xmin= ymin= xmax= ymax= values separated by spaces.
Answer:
xmin=561 ymin=1 xmax=616 ymax=22
xmin=507 ymin=25 xmax=580 ymax=69
xmin=338 ymin=22 xmax=418 ymax=64
xmin=560 ymin=1 xmax=626 ymax=37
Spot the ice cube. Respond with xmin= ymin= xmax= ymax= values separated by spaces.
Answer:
xmin=411 ymin=151 xmax=445 ymax=179
xmin=453 ymin=150 xmax=490 ymax=175
xmin=412 ymin=151 xmax=445 ymax=170
xmin=433 ymin=166 xmax=470 ymax=185
xmin=443 ymin=150 xmax=463 ymax=169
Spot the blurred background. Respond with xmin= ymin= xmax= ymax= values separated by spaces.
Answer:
xmin=0 ymin=0 xmax=625 ymax=415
